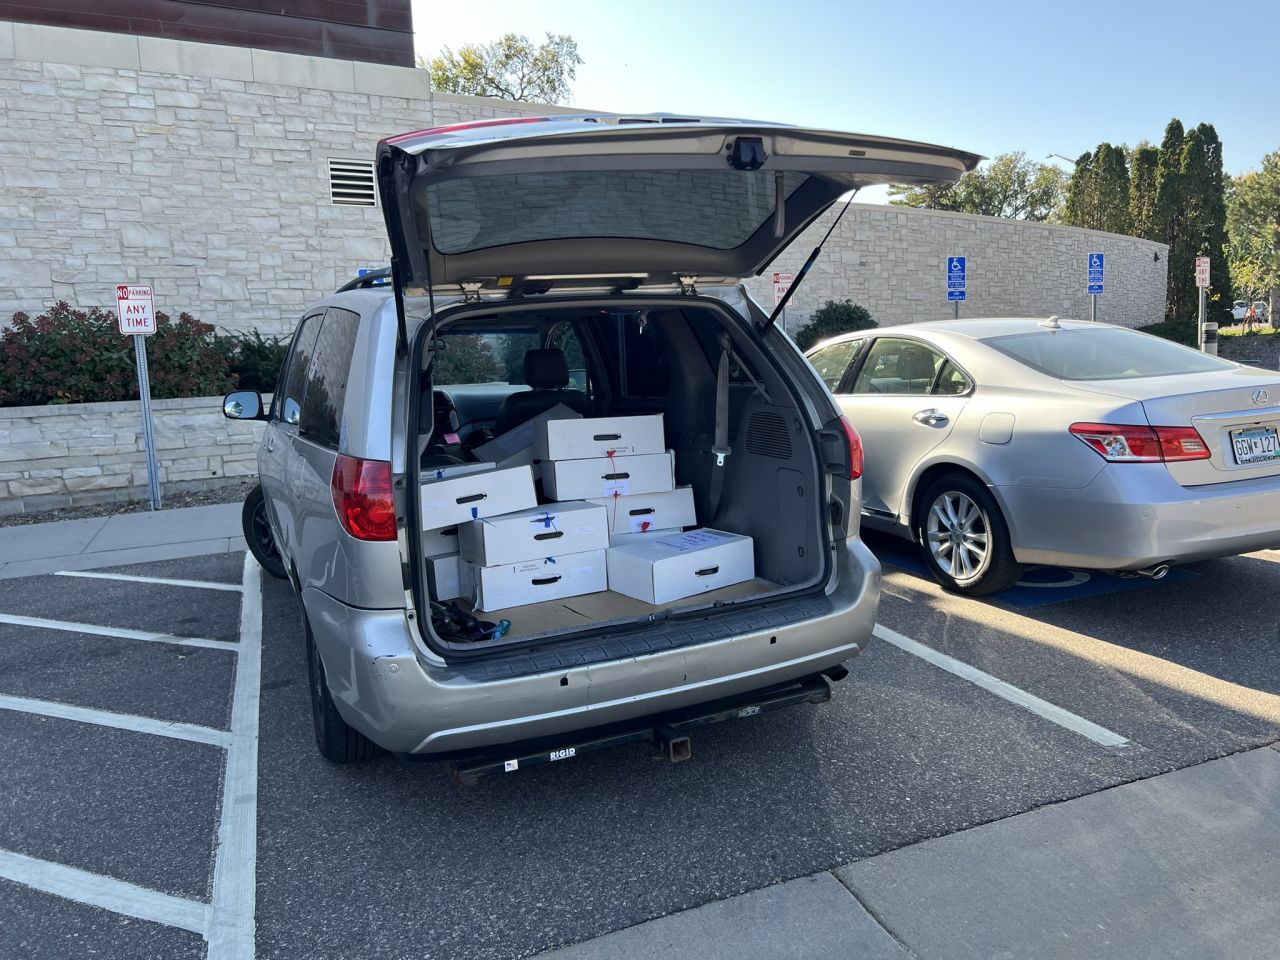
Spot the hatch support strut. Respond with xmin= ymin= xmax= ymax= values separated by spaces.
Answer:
xmin=760 ymin=190 xmax=859 ymax=335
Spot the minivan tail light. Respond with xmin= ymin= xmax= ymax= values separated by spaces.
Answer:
xmin=839 ymin=416 xmax=864 ymax=480
xmin=1069 ymin=423 xmax=1210 ymax=463
xmin=331 ymin=455 xmax=397 ymax=541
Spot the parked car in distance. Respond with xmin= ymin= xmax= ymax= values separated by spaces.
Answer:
xmin=223 ymin=113 xmax=982 ymax=766
xmin=1232 ymin=300 xmax=1250 ymax=321
xmin=806 ymin=317 xmax=1280 ymax=595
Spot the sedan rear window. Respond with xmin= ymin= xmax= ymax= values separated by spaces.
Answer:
xmin=985 ymin=327 xmax=1235 ymax=381
xmin=426 ymin=170 xmax=807 ymax=254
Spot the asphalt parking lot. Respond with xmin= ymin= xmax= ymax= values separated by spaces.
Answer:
xmin=2 ymin=540 xmax=1279 ymax=959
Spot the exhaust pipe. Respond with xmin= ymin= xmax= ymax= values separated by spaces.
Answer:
xmin=1135 ymin=563 xmax=1171 ymax=580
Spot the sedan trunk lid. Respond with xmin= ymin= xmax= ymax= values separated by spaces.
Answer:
xmin=375 ymin=115 xmax=979 ymax=302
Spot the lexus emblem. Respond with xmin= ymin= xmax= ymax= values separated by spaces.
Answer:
xmin=1254 ymin=388 xmax=1271 ymax=405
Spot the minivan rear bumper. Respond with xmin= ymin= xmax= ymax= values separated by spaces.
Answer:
xmin=303 ymin=538 xmax=880 ymax=754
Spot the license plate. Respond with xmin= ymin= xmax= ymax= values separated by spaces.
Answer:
xmin=1230 ymin=425 xmax=1280 ymax=465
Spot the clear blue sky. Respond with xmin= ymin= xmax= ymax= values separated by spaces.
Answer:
xmin=413 ymin=0 xmax=1277 ymax=202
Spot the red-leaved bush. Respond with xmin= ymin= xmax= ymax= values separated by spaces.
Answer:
xmin=1 ymin=302 xmax=238 ymax=406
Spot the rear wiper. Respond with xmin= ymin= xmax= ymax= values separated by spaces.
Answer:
xmin=761 ymin=189 xmax=859 ymax=335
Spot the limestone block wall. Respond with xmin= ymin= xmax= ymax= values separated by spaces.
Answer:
xmin=0 ymin=395 xmax=265 ymax=515
xmin=746 ymin=205 xmax=1169 ymax=334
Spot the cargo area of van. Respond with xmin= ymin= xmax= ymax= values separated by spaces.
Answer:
xmin=409 ymin=296 xmax=857 ymax=655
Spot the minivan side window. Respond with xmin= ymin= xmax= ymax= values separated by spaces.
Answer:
xmin=278 ymin=313 xmax=323 ymax=425
xmin=851 ymin=338 xmax=945 ymax=395
xmin=299 ymin=308 xmax=361 ymax=449
xmin=807 ymin=339 xmax=863 ymax=392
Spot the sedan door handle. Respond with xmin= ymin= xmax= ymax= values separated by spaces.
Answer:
xmin=912 ymin=408 xmax=949 ymax=427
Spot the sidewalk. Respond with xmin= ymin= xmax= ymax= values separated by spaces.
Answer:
xmin=533 ymin=746 xmax=1280 ymax=959
xmin=0 ymin=502 xmax=244 ymax=579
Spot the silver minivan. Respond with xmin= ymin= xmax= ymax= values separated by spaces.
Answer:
xmin=224 ymin=115 xmax=978 ymax=769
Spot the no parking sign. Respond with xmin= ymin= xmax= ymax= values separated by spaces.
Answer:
xmin=115 ymin=284 xmax=156 ymax=335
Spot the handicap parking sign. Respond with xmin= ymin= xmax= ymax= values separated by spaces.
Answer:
xmin=947 ymin=256 xmax=966 ymax=290
xmin=1088 ymin=252 xmax=1104 ymax=295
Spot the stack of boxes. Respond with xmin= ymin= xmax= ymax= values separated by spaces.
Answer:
xmin=423 ymin=412 xmax=756 ymax=616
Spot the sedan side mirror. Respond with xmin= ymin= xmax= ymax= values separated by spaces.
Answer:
xmin=223 ymin=390 xmax=266 ymax=421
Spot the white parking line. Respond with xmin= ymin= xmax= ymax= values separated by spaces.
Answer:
xmin=55 ymin=570 xmax=244 ymax=593
xmin=872 ymin=624 xmax=1131 ymax=748
xmin=0 ymin=693 xmax=231 ymax=747
xmin=0 ymin=612 xmax=237 ymax=652
xmin=207 ymin=553 xmax=263 ymax=960
xmin=0 ymin=848 xmax=211 ymax=936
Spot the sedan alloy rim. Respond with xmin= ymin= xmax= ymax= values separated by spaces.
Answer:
xmin=926 ymin=491 xmax=989 ymax=581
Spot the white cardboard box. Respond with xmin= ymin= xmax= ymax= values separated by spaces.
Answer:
xmin=420 ymin=464 xmax=537 ymax=531
xmin=606 ymin=528 xmax=755 ymax=605
xmin=535 ymin=413 xmax=665 ymax=461
xmin=588 ymin=485 xmax=697 ymax=535
xmin=427 ymin=553 xmax=462 ymax=601
xmin=463 ymin=549 xmax=607 ymax=612
xmin=543 ymin=451 xmax=674 ymax=501
xmin=423 ymin=525 xmax=461 ymax=557
xmin=474 ymin=403 xmax=582 ymax=473
xmin=458 ymin=501 xmax=609 ymax=566
xmin=422 ymin=461 xmax=494 ymax=483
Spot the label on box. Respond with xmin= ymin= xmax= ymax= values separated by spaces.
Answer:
xmin=657 ymin=530 xmax=731 ymax=551
xmin=603 ymin=478 xmax=630 ymax=497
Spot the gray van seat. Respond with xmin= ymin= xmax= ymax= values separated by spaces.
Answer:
xmin=493 ymin=349 xmax=589 ymax=435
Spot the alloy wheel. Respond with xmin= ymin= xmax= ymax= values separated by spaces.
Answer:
xmin=925 ymin=490 xmax=990 ymax=582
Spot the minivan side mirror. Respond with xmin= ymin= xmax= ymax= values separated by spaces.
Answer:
xmin=223 ymin=390 xmax=266 ymax=421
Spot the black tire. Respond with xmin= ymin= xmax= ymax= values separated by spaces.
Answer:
xmin=241 ymin=485 xmax=287 ymax=580
xmin=306 ymin=621 xmax=380 ymax=764
xmin=916 ymin=473 xmax=1023 ymax=596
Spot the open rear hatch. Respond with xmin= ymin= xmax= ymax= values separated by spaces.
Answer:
xmin=375 ymin=114 xmax=979 ymax=299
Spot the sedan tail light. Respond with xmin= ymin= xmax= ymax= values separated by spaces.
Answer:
xmin=1069 ymin=423 xmax=1210 ymax=463
xmin=331 ymin=455 xmax=397 ymax=541
xmin=839 ymin=416 xmax=865 ymax=480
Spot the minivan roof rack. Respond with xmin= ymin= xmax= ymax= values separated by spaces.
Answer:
xmin=336 ymin=268 xmax=392 ymax=292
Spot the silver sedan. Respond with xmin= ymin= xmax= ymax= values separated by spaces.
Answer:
xmin=805 ymin=318 xmax=1280 ymax=595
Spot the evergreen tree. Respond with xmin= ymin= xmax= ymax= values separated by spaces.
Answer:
xmin=1093 ymin=143 xmax=1132 ymax=235
xmin=1195 ymin=123 xmax=1233 ymax=321
xmin=1128 ymin=146 xmax=1160 ymax=240
xmin=1153 ymin=119 xmax=1185 ymax=319
xmin=1063 ymin=151 xmax=1096 ymax=227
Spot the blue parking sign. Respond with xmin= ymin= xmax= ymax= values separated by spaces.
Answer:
xmin=947 ymin=256 xmax=966 ymax=290
xmin=1087 ymin=252 xmax=1104 ymax=294
xmin=948 ymin=289 xmax=966 ymax=301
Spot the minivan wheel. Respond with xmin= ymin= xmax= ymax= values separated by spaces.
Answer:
xmin=241 ymin=485 xmax=287 ymax=580
xmin=306 ymin=622 xmax=379 ymax=764
xmin=917 ymin=473 xmax=1022 ymax=596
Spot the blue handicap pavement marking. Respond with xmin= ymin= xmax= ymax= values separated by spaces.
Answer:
xmin=871 ymin=535 xmax=1195 ymax=609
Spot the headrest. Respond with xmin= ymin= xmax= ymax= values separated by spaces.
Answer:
xmin=524 ymin=349 xmax=570 ymax=389
xmin=898 ymin=347 xmax=937 ymax=382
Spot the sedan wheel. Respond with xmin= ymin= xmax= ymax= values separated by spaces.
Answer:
xmin=926 ymin=491 xmax=990 ymax=582
xmin=918 ymin=474 xmax=1022 ymax=596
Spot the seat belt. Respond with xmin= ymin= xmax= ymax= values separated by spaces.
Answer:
xmin=708 ymin=333 xmax=731 ymax=520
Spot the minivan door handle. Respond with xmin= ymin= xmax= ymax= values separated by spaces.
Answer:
xmin=912 ymin=408 xmax=949 ymax=427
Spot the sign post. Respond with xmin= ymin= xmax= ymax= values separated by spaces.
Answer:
xmin=1195 ymin=256 xmax=1214 ymax=355
xmin=1087 ymin=252 xmax=1104 ymax=321
xmin=772 ymin=272 xmax=794 ymax=334
xmin=947 ymin=256 xmax=966 ymax=318
xmin=115 ymin=284 xmax=162 ymax=511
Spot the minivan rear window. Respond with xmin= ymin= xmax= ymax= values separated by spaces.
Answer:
xmin=985 ymin=327 xmax=1235 ymax=381
xmin=426 ymin=170 xmax=808 ymax=254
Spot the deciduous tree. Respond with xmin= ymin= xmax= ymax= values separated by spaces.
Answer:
xmin=890 ymin=152 xmax=1065 ymax=221
xmin=1228 ymin=150 xmax=1280 ymax=324
xmin=424 ymin=33 xmax=583 ymax=104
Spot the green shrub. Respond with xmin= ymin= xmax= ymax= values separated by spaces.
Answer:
xmin=228 ymin=329 xmax=291 ymax=392
xmin=1137 ymin=318 xmax=1197 ymax=347
xmin=793 ymin=300 xmax=877 ymax=351
xmin=0 ymin=302 xmax=236 ymax=406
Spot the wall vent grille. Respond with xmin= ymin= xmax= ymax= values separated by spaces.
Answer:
xmin=745 ymin=411 xmax=792 ymax=459
xmin=328 ymin=158 xmax=377 ymax=207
